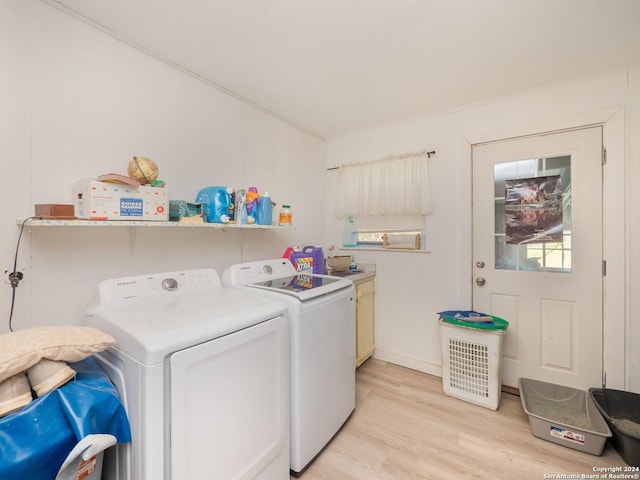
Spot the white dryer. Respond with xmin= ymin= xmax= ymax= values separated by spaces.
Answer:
xmin=83 ymin=268 xmax=289 ymax=480
xmin=222 ymin=259 xmax=355 ymax=475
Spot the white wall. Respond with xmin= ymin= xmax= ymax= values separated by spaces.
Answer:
xmin=0 ymin=0 xmax=326 ymax=332
xmin=326 ymin=67 xmax=640 ymax=392
xmin=0 ymin=1 xmax=33 ymax=332
xmin=2 ymin=0 xmax=638 ymax=393
xmin=326 ymin=113 xmax=469 ymax=374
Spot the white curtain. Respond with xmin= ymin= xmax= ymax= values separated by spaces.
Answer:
xmin=335 ymin=151 xmax=432 ymax=218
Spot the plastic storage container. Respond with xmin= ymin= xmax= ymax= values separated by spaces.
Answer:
xmin=438 ymin=311 xmax=508 ymax=410
xmin=279 ymin=205 xmax=292 ymax=226
xmin=519 ymin=378 xmax=611 ymax=455
xmin=589 ymin=388 xmax=640 ymax=465
xmin=342 ymin=216 xmax=358 ymax=247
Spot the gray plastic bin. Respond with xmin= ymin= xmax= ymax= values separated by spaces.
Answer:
xmin=589 ymin=388 xmax=640 ymax=466
xmin=519 ymin=378 xmax=611 ymax=455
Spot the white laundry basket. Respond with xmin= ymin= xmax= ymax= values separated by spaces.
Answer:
xmin=438 ymin=315 xmax=507 ymax=410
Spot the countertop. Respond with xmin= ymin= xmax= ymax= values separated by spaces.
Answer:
xmin=326 ymin=263 xmax=376 ymax=282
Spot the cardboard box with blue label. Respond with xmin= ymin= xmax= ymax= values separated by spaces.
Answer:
xmin=73 ymin=180 xmax=169 ymax=221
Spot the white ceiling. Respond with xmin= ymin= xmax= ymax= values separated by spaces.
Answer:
xmin=45 ymin=0 xmax=640 ymax=138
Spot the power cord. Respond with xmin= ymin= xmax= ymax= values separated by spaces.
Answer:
xmin=7 ymin=216 xmax=39 ymax=332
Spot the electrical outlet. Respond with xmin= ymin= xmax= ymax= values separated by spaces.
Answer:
xmin=4 ymin=270 xmax=24 ymax=287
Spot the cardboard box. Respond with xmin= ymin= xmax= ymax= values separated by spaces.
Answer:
xmin=73 ymin=180 xmax=169 ymax=221
xmin=34 ymin=204 xmax=76 ymax=219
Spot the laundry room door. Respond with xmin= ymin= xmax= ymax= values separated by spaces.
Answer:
xmin=472 ymin=126 xmax=604 ymax=390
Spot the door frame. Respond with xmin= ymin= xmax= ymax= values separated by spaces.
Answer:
xmin=461 ymin=108 xmax=626 ymax=389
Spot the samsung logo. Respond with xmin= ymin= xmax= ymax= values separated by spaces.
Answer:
xmin=117 ymin=281 xmax=137 ymax=287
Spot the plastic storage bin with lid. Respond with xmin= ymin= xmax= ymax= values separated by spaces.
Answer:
xmin=437 ymin=310 xmax=509 ymax=410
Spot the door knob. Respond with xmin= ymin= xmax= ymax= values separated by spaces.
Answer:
xmin=475 ymin=277 xmax=486 ymax=286
xmin=476 ymin=261 xmax=485 ymax=269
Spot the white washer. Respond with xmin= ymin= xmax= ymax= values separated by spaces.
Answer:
xmin=83 ymin=268 xmax=289 ymax=480
xmin=222 ymin=259 xmax=355 ymax=475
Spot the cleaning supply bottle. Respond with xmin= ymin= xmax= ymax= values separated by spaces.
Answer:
xmin=342 ymin=216 xmax=358 ymax=247
xmin=227 ymin=188 xmax=236 ymax=222
xmin=290 ymin=246 xmax=319 ymax=274
xmin=257 ymin=192 xmax=273 ymax=225
xmin=279 ymin=204 xmax=292 ymax=226
xmin=282 ymin=247 xmax=294 ymax=260
xmin=245 ymin=187 xmax=260 ymax=224
xmin=195 ymin=186 xmax=232 ymax=223
xmin=236 ymin=190 xmax=247 ymax=224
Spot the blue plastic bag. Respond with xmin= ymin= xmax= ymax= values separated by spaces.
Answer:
xmin=0 ymin=357 xmax=131 ymax=480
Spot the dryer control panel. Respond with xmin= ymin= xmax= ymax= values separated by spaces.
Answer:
xmin=221 ymin=258 xmax=295 ymax=285
xmin=98 ymin=268 xmax=221 ymax=304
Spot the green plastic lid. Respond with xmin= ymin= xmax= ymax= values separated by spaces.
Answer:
xmin=438 ymin=310 xmax=509 ymax=331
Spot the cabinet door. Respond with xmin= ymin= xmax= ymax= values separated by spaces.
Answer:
xmin=356 ymin=278 xmax=375 ymax=367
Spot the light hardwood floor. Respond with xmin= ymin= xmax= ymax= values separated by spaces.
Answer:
xmin=295 ymin=358 xmax=626 ymax=479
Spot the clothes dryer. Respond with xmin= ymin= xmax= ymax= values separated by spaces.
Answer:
xmin=83 ymin=268 xmax=289 ymax=480
xmin=222 ymin=259 xmax=355 ymax=475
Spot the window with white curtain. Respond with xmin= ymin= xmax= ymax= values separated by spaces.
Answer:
xmin=335 ymin=150 xmax=432 ymax=250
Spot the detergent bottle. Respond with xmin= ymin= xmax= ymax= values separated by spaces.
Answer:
xmin=195 ymin=186 xmax=231 ymax=223
xmin=245 ymin=187 xmax=260 ymax=224
xmin=257 ymin=192 xmax=273 ymax=225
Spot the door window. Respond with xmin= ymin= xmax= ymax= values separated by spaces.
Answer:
xmin=493 ymin=155 xmax=572 ymax=273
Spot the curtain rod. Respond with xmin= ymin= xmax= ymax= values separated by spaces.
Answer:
xmin=326 ymin=149 xmax=435 ymax=171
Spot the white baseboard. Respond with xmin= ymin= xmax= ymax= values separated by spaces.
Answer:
xmin=372 ymin=350 xmax=442 ymax=378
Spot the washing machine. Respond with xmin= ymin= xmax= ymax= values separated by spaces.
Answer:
xmin=83 ymin=268 xmax=289 ymax=480
xmin=221 ymin=259 xmax=355 ymax=475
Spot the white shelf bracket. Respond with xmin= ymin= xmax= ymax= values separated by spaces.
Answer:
xmin=128 ymin=226 xmax=137 ymax=255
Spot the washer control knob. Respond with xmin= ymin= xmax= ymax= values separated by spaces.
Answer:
xmin=162 ymin=278 xmax=178 ymax=291
xmin=263 ymin=265 xmax=273 ymax=274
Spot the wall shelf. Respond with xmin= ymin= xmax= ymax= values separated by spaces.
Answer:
xmin=19 ymin=218 xmax=285 ymax=229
